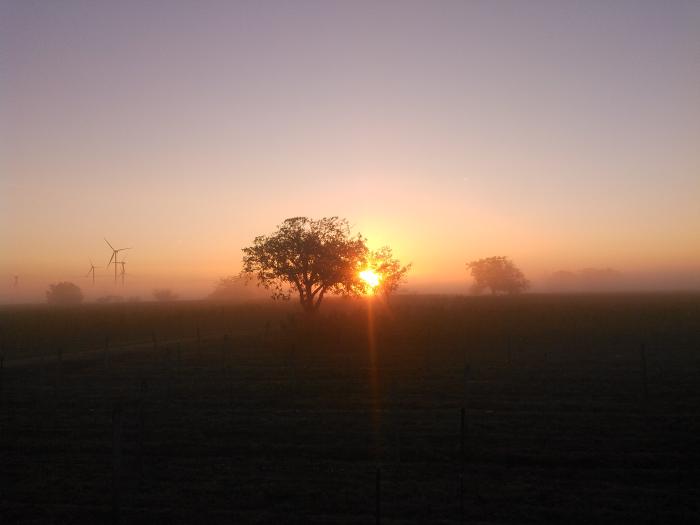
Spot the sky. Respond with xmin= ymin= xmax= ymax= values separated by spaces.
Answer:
xmin=1 ymin=0 xmax=699 ymax=301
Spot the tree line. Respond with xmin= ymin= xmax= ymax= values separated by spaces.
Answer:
xmin=241 ymin=216 xmax=528 ymax=313
xmin=45 ymin=216 xmax=529 ymax=308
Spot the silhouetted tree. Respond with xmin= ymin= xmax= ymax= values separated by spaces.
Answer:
xmin=242 ymin=217 xmax=368 ymax=313
xmin=152 ymin=289 xmax=178 ymax=302
xmin=466 ymin=256 xmax=529 ymax=295
xmin=209 ymin=274 xmax=261 ymax=302
xmin=46 ymin=281 xmax=83 ymax=305
xmin=369 ymin=246 xmax=412 ymax=297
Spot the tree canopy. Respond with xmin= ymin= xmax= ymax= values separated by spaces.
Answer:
xmin=367 ymin=246 xmax=411 ymax=297
xmin=46 ymin=281 xmax=83 ymax=305
xmin=466 ymin=256 xmax=529 ymax=295
xmin=242 ymin=217 xmax=368 ymax=312
xmin=153 ymin=288 xmax=178 ymax=302
xmin=209 ymin=274 xmax=262 ymax=302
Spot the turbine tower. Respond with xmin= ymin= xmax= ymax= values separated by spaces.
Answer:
xmin=105 ymin=238 xmax=131 ymax=284
xmin=118 ymin=257 xmax=127 ymax=286
xmin=86 ymin=258 xmax=100 ymax=285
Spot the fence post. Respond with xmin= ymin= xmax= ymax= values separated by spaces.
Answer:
xmin=164 ymin=347 xmax=172 ymax=400
xmin=138 ymin=379 xmax=147 ymax=486
xmin=222 ymin=334 xmax=229 ymax=369
xmin=459 ymin=471 xmax=465 ymax=524
xmin=375 ymin=467 xmax=381 ymax=525
xmin=176 ymin=342 xmax=182 ymax=375
xmin=288 ymin=343 xmax=297 ymax=389
xmin=639 ymin=344 xmax=649 ymax=405
xmin=104 ymin=335 xmax=110 ymax=369
xmin=506 ymin=333 xmax=512 ymax=367
xmin=460 ymin=407 xmax=466 ymax=522
xmin=112 ymin=402 xmax=123 ymax=525
xmin=55 ymin=347 xmax=63 ymax=395
xmin=0 ymin=354 xmax=4 ymax=406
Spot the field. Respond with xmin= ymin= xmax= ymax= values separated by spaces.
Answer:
xmin=1 ymin=294 xmax=699 ymax=524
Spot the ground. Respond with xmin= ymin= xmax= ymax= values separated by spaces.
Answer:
xmin=1 ymin=294 xmax=699 ymax=523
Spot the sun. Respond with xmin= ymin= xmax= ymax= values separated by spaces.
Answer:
xmin=359 ymin=269 xmax=381 ymax=290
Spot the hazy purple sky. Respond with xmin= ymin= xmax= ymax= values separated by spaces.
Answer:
xmin=2 ymin=1 xmax=699 ymax=300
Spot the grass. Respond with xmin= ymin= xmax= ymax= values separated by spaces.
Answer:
xmin=1 ymin=293 xmax=699 ymax=523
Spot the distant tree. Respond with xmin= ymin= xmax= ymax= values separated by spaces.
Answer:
xmin=466 ymin=256 xmax=529 ymax=295
xmin=546 ymin=270 xmax=579 ymax=292
xmin=96 ymin=295 xmax=123 ymax=304
xmin=152 ymin=288 xmax=178 ymax=302
xmin=209 ymin=274 xmax=260 ymax=302
xmin=46 ymin=281 xmax=83 ymax=305
xmin=242 ymin=216 xmax=368 ymax=313
xmin=368 ymin=246 xmax=412 ymax=297
xmin=578 ymin=268 xmax=622 ymax=288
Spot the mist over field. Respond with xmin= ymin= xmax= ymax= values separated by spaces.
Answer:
xmin=3 ymin=268 xmax=700 ymax=305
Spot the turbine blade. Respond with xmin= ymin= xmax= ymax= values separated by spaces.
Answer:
xmin=117 ymin=247 xmax=132 ymax=251
xmin=107 ymin=252 xmax=115 ymax=266
xmin=104 ymin=238 xmax=115 ymax=250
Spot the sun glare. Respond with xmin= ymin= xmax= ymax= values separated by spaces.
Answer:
xmin=359 ymin=269 xmax=381 ymax=290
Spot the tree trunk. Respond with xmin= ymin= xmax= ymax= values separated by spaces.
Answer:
xmin=300 ymin=295 xmax=316 ymax=314
xmin=299 ymin=286 xmax=325 ymax=314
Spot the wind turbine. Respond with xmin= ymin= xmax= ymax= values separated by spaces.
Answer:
xmin=86 ymin=258 xmax=100 ymax=285
xmin=105 ymin=238 xmax=131 ymax=284
xmin=118 ymin=256 xmax=127 ymax=286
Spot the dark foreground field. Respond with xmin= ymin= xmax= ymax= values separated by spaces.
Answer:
xmin=1 ymin=294 xmax=699 ymax=524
